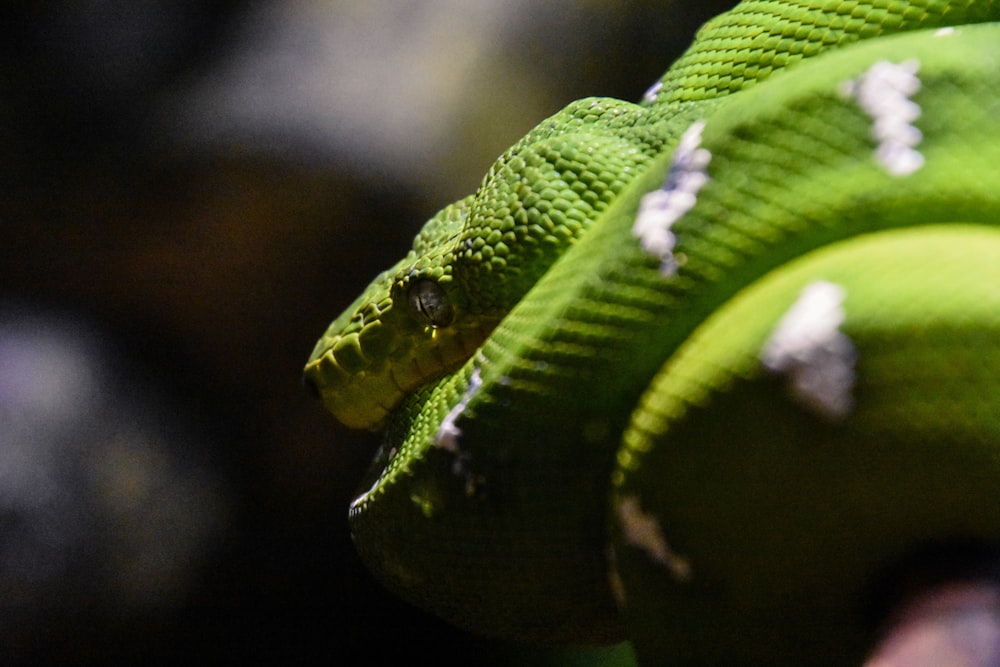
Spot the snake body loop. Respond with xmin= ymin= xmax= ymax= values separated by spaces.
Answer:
xmin=307 ymin=1 xmax=1000 ymax=661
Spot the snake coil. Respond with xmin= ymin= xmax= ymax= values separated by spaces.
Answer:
xmin=307 ymin=2 xmax=1000 ymax=663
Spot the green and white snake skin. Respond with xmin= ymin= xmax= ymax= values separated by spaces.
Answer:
xmin=305 ymin=1 xmax=1000 ymax=663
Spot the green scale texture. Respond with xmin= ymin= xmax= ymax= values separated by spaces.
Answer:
xmin=306 ymin=1 xmax=1000 ymax=663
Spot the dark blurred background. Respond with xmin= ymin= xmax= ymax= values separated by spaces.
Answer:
xmin=0 ymin=1 xmax=734 ymax=663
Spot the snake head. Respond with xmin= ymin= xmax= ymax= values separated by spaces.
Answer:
xmin=304 ymin=196 xmax=494 ymax=430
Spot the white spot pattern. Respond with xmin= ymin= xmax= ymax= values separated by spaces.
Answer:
xmin=616 ymin=495 xmax=693 ymax=582
xmin=350 ymin=366 xmax=485 ymax=510
xmin=434 ymin=367 xmax=482 ymax=452
xmin=642 ymin=80 xmax=663 ymax=104
xmin=435 ymin=367 xmax=487 ymax=497
xmin=633 ymin=120 xmax=711 ymax=275
xmin=761 ymin=281 xmax=856 ymax=420
xmin=841 ymin=59 xmax=924 ymax=176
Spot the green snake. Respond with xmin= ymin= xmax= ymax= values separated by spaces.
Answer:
xmin=305 ymin=1 xmax=1000 ymax=663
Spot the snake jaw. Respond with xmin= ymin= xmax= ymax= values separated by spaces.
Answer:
xmin=304 ymin=272 xmax=495 ymax=430
xmin=304 ymin=319 xmax=493 ymax=431
xmin=303 ymin=192 xmax=491 ymax=429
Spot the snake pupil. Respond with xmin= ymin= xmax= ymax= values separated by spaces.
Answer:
xmin=408 ymin=279 xmax=454 ymax=328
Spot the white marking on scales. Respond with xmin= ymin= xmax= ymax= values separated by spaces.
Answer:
xmin=642 ymin=80 xmax=663 ymax=104
xmin=434 ymin=367 xmax=482 ymax=451
xmin=633 ymin=120 xmax=711 ymax=275
xmin=434 ymin=366 xmax=487 ymax=497
xmin=616 ymin=495 xmax=693 ymax=582
xmin=841 ymin=59 xmax=924 ymax=176
xmin=761 ymin=281 xmax=856 ymax=420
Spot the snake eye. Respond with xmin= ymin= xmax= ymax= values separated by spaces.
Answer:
xmin=407 ymin=279 xmax=454 ymax=328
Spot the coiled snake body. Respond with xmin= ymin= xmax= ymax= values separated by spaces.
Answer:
xmin=306 ymin=1 xmax=1000 ymax=662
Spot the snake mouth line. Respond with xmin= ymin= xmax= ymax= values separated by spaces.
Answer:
xmin=308 ymin=320 xmax=495 ymax=430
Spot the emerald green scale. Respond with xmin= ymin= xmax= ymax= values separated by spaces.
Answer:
xmin=645 ymin=0 xmax=998 ymax=107
xmin=613 ymin=226 xmax=1000 ymax=664
xmin=342 ymin=22 xmax=1000 ymax=650
xmin=453 ymin=107 xmax=676 ymax=314
xmin=307 ymin=0 xmax=1000 ymax=661
xmin=458 ymin=134 xmax=642 ymax=308
xmin=307 ymin=98 xmax=679 ymax=428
